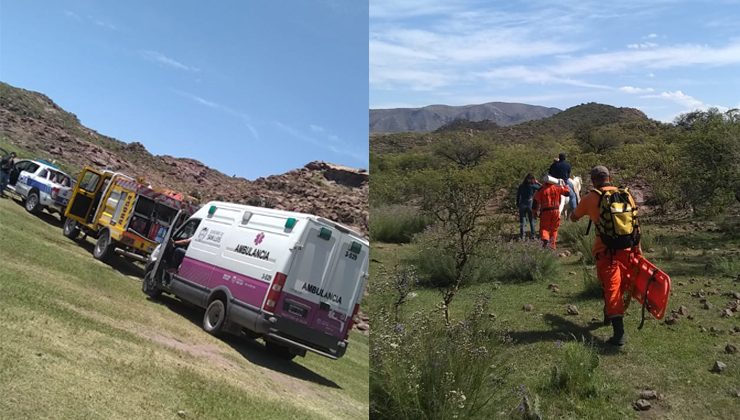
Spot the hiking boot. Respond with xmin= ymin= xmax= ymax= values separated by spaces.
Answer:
xmin=606 ymin=316 xmax=626 ymax=346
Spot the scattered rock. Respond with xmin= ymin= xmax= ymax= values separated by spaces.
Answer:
xmin=356 ymin=322 xmax=370 ymax=332
xmin=523 ymin=304 xmax=534 ymax=312
xmin=678 ymin=282 xmax=685 ymax=286
xmin=568 ymin=271 xmax=576 ymax=275
xmin=699 ymin=326 xmax=708 ymax=333
xmin=721 ymin=309 xmax=734 ymax=318
xmin=726 ymin=344 xmax=737 ymax=354
xmin=488 ymin=313 xmax=497 ymax=320
xmin=735 ymin=326 xmax=740 ymax=333
xmin=566 ymin=304 xmax=579 ymax=315
xmin=640 ymin=390 xmax=658 ymax=400
xmin=711 ymin=361 xmax=727 ymax=373
xmin=677 ymin=305 xmax=689 ymax=316
xmin=548 ymin=283 xmax=559 ymax=290
xmin=664 ymin=314 xmax=678 ymax=325
xmin=733 ymin=292 xmax=740 ymax=300
xmin=633 ymin=399 xmax=652 ymax=411
xmin=687 ymin=315 xmax=695 ymax=320
xmin=177 ymin=411 xmax=187 ymax=418
xmin=703 ymin=302 xmax=713 ymax=310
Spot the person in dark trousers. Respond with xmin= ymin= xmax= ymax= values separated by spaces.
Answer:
xmin=0 ymin=152 xmax=16 ymax=198
xmin=516 ymin=173 xmax=541 ymax=240
xmin=549 ymin=152 xmax=578 ymax=210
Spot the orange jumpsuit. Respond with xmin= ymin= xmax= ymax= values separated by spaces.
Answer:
xmin=532 ymin=183 xmax=570 ymax=249
xmin=572 ymin=186 xmax=637 ymax=318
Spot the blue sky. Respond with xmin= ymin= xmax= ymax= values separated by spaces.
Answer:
xmin=1 ymin=0 xmax=368 ymax=179
xmin=370 ymin=0 xmax=740 ymax=122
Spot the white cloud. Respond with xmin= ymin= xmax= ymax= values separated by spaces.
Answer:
xmin=141 ymin=51 xmax=200 ymax=72
xmin=646 ymin=33 xmax=658 ymax=39
xmin=64 ymin=10 xmax=82 ymax=21
xmin=619 ymin=86 xmax=655 ymax=94
xmin=627 ymin=42 xmax=658 ymax=49
xmin=643 ymin=90 xmax=705 ymax=109
xmin=274 ymin=122 xmax=364 ymax=162
xmin=172 ymin=89 xmax=258 ymax=140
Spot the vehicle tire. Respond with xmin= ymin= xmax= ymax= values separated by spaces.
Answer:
xmin=265 ymin=341 xmax=297 ymax=361
xmin=25 ymin=191 xmax=41 ymax=214
xmin=142 ymin=270 xmax=162 ymax=299
xmin=62 ymin=218 xmax=80 ymax=240
xmin=93 ymin=230 xmax=113 ymax=261
xmin=203 ymin=299 xmax=227 ymax=336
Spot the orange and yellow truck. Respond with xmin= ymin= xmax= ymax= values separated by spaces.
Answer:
xmin=62 ymin=166 xmax=199 ymax=262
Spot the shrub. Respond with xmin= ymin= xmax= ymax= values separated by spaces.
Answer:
xmin=370 ymin=297 xmax=505 ymax=419
xmin=548 ymin=341 xmax=604 ymax=398
xmin=370 ymin=205 xmax=430 ymax=243
xmin=706 ymin=255 xmax=740 ymax=278
xmin=659 ymin=244 xmax=677 ymax=261
xmin=493 ymin=240 xmax=559 ymax=283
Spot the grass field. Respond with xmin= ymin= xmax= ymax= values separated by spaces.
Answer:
xmin=370 ymin=212 xmax=740 ymax=419
xmin=0 ymin=197 xmax=369 ymax=419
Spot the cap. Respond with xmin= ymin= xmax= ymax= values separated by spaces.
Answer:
xmin=590 ymin=165 xmax=609 ymax=179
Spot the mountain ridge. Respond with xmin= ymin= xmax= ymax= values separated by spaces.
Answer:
xmin=370 ymin=101 xmax=561 ymax=133
xmin=0 ymin=81 xmax=368 ymax=234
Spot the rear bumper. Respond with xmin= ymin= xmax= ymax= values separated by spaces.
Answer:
xmin=266 ymin=315 xmax=348 ymax=359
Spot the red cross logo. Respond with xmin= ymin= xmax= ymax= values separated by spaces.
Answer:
xmin=254 ymin=232 xmax=265 ymax=246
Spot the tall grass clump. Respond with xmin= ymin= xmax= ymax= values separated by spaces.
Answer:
xmin=706 ymin=254 xmax=740 ymax=278
xmin=558 ymin=219 xmax=596 ymax=264
xmin=494 ymin=240 xmax=559 ymax=283
xmin=371 ymin=205 xmax=430 ymax=243
xmin=548 ymin=341 xmax=605 ymax=398
xmin=370 ymin=297 xmax=504 ymax=420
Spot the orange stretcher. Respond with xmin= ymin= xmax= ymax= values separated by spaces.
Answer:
xmin=628 ymin=253 xmax=671 ymax=328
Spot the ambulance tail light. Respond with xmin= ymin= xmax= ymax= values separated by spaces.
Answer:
xmin=345 ymin=303 xmax=361 ymax=340
xmin=263 ymin=272 xmax=288 ymax=313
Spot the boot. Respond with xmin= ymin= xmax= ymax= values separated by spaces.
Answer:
xmin=607 ymin=316 xmax=626 ymax=346
xmin=603 ymin=307 xmax=610 ymax=326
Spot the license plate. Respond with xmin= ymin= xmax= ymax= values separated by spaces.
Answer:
xmin=283 ymin=300 xmax=309 ymax=318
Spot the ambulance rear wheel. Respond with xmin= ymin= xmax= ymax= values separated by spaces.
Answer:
xmin=265 ymin=341 xmax=297 ymax=361
xmin=93 ymin=230 xmax=113 ymax=261
xmin=203 ymin=299 xmax=226 ymax=336
xmin=63 ymin=218 xmax=80 ymax=240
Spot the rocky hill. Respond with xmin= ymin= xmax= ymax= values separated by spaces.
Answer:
xmin=0 ymin=81 xmax=368 ymax=234
xmin=370 ymin=102 xmax=561 ymax=133
xmin=370 ymin=102 xmax=659 ymax=154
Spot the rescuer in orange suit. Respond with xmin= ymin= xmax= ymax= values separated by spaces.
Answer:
xmin=532 ymin=176 xmax=570 ymax=249
xmin=570 ymin=165 xmax=638 ymax=346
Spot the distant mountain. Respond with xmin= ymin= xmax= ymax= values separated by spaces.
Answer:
xmin=0 ymin=81 xmax=368 ymax=233
xmin=370 ymin=102 xmax=562 ymax=133
xmin=370 ymin=102 xmax=657 ymax=154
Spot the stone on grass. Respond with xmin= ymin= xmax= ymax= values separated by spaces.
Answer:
xmin=725 ymin=344 xmax=737 ymax=354
xmin=703 ymin=302 xmax=713 ymax=310
xmin=711 ymin=361 xmax=726 ymax=373
xmin=523 ymin=304 xmax=534 ymax=312
xmin=721 ymin=309 xmax=734 ymax=318
xmin=633 ymin=399 xmax=651 ymax=411
xmin=640 ymin=390 xmax=658 ymax=400
xmin=177 ymin=411 xmax=187 ymax=418
xmin=733 ymin=291 xmax=740 ymax=300
xmin=678 ymin=305 xmax=689 ymax=316
xmin=687 ymin=315 xmax=695 ymax=320
xmin=678 ymin=282 xmax=684 ymax=286
xmin=664 ymin=315 xmax=678 ymax=325
xmin=566 ymin=304 xmax=579 ymax=315
xmin=735 ymin=326 xmax=740 ymax=333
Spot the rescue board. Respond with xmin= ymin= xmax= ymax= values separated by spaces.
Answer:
xmin=629 ymin=254 xmax=671 ymax=320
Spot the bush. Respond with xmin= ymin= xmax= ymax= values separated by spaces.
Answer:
xmin=659 ymin=244 xmax=677 ymax=261
xmin=370 ymin=297 xmax=504 ymax=419
xmin=558 ymin=219 xmax=596 ymax=264
xmin=706 ymin=255 xmax=740 ymax=278
xmin=548 ymin=341 xmax=604 ymax=398
xmin=493 ymin=240 xmax=559 ymax=283
xmin=370 ymin=205 xmax=430 ymax=243
xmin=580 ymin=264 xmax=602 ymax=299
xmin=411 ymin=229 xmax=559 ymax=287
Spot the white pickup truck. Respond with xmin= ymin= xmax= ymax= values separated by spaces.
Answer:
xmin=4 ymin=159 xmax=74 ymax=220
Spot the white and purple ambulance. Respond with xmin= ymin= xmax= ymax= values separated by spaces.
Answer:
xmin=144 ymin=201 xmax=369 ymax=360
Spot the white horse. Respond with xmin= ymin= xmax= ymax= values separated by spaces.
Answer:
xmin=559 ymin=176 xmax=582 ymax=219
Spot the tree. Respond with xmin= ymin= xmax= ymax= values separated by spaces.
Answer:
xmin=433 ymin=137 xmax=488 ymax=168
xmin=413 ymin=168 xmax=495 ymax=324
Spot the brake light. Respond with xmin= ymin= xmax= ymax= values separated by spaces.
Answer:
xmin=263 ymin=272 xmax=287 ymax=313
xmin=51 ymin=187 xmax=59 ymax=199
xmin=345 ymin=303 xmax=361 ymax=340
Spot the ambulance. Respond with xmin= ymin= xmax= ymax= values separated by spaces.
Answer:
xmin=63 ymin=166 xmax=198 ymax=262
xmin=142 ymin=201 xmax=369 ymax=360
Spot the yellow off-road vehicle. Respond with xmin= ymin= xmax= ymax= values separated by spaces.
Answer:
xmin=62 ymin=166 xmax=198 ymax=262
